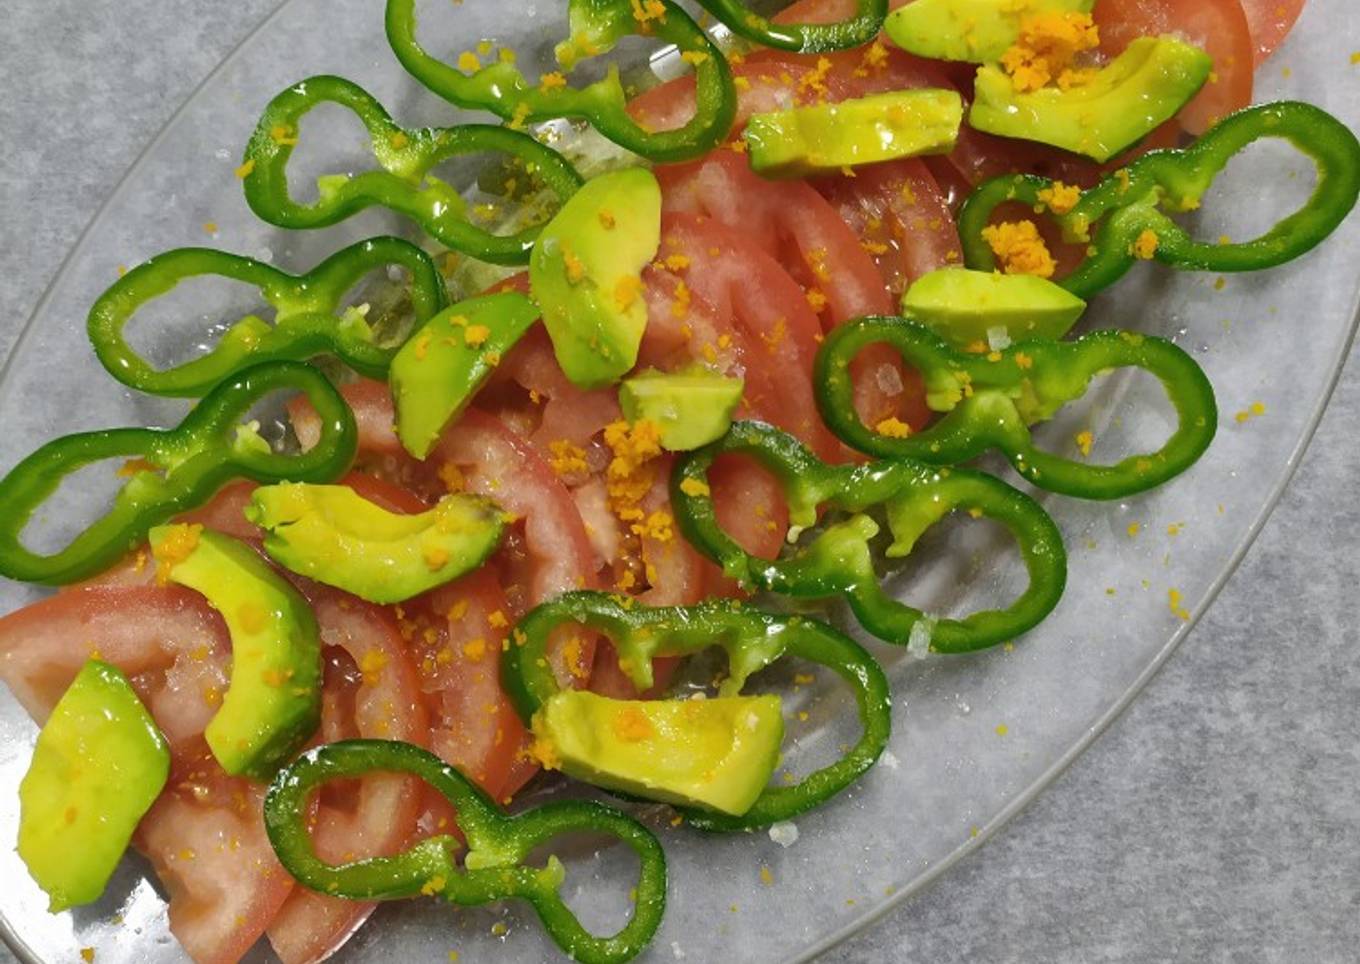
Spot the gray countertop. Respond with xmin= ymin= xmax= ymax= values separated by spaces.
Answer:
xmin=3 ymin=2 xmax=1359 ymax=962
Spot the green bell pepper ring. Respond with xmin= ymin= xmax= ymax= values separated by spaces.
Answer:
xmin=88 ymin=237 xmax=447 ymax=397
xmin=0 ymin=362 xmax=356 ymax=586
xmin=692 ymin=0 xmax=887 ymax=53
xmin=242 ymin=75 xmax=584 ymax=266
xmin=264 ymin=739 xmax=666 ymax=964
xmin=672 ymin=421 xmax=1067 ymax=652
xmin=503 ymin=590 xmax=892 ymax=832
xmin=815 ymin=316 xmax=1218 ymax=500
xmin=385 ymin=0 xmax=736 ymax=164
xmin=959 ymin=101 xmax=1360 ymax=299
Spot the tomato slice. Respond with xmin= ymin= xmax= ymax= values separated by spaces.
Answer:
xmin=813 ymin=158 xmax=963 ymax=297
xmin=408 ymin=569 xmax=530 ymax=801
xmin=1238 ymin=0 xmax=1305 ymax=63
xmin=136 ymin=748 xmax=294 ymax=964
xmin=657 ymin=149 xmax=891 ymax=327
xmin=266 ymin=590 xmax=428 ymax=964
xmin=0 ymin=587 xmax=287 ymax=962
xmin=0 ymin=585 xmax=230 ymax=748
xmin=628 ymin=21 xmax=957 ymax=136
xmin=1094 ymin=0 xmax=1254 ymax=135
xmin=650 ymin=212 xmax=841 ymax=459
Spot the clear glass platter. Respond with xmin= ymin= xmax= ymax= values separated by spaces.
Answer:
xmin=1 ymin=1 xmax=1357 ymax=961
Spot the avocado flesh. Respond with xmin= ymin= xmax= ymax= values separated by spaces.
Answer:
xmin=391 ymin=292 xmax=541 ymax=460
xmin=884 ymin=0 xmax=1095 ymax=63
xmin=248 ymin=483 xmax=505 ymax=605
xmin=529 ymin=167 xmax=661 ymax=390
xmin=534 ymin=691 xmax=784 ymax=816
xmin=618 ymin=370 xmax=745 ymax=451
xmin=746 ymin=89 xmax=963 ymax=180
xmin=17 ymin=660 xmax=170 ymax=912
xmin=969 ymin=36 xmax=1213 ymax=163
xmin=902 ymin=268 xmax=1086 ymax=349
xmin=149 ymin=525 xmax=321 ymax=780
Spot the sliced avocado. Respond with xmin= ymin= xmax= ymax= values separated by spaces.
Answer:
xmin=969 ymin=36 xmax=1213 ymax=162
xmin=533 ymin=691 xmax=784 ymax=816
xmin=618 ymin=369 xmax=745 ymax=451
xmin=246 ymin=483 xmax=505 ymax=604
xmin=745 ymin=89 xmax=963 ymax=180
xmin=884 ymin=0 xmax=1095 ymax=63
xmin=149 ymin=524 xmax=321 ymax=780
xmin=18 ymin=660 xmax=170 ymax=913
xmin=529 ymin=168 xmax=661 ymax=390
xmin=390 ymin=292 xmax=540 ymax=460
xmin=902 ymin=268 xmax=1086 ymax=348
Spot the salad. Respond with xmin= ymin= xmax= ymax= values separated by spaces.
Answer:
xmin=1 ymin=0 xmax=1356 ymax=962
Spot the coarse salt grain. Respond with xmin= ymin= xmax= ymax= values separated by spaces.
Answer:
xmin=907 ymin=616 xmax=936 ymax=659
xmin=768 ymin=821 xmax=800 ymax=848
xmin=986 ymin=326 xmax=1012 ymax=351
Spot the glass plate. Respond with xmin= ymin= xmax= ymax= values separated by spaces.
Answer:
xmin=1 ymin=1 xmax=1357 ymax=961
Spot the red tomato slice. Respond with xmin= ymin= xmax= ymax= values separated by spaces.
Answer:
xmin=628 ymin=24 xmax=956 ymax=136
xmin=1238 ymin=0 xmax=1305 ymax=63
xmin=657 ymin=148 xmax=892 ymax=326
xmin=1094 ymin=0 xmax=1254 ymax=134
xmin=0 ymin=585 xmax=230 ymax=748
xmin=649 ymin=212 xmax=840 ymax=460
xmin=0 ymin=587 xmax=286 ymax=962
xmin=493 ymin=326 xmax=624 ymax=451
xmin=813 ymin=158 xmax=963 ymax=297
xmin=266 ymin=590 xmax=428 ymax=964
xmin=136 ymin=749 xmax=294 ymax=964
xmin=414 ymin=569 xmax=530 ymax=801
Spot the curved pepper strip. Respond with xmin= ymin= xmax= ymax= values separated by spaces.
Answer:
xmin=242 ymin=76 xmax=584 ymax=266
xmin=88 ymin=237 xmax=448 ymax=397
xmin=264 ymin=739 xmax=665 ymax=964
xmin=504 ymin=590 xmax=891 ymax=832
xmin=0 ymin=362 xmax=356 ymax=586
xmin=672 ymin=422 xmax=1066 ymax=653
xmin=692 ymin=0 xmax=887 ymax=52
xmin=385 ymin=0 xmax=735 ymax=164
xmin=958 ymin=101 xmax=1360 ymax=299
xmin=815 ymin=316 xmax=1217 ymax=500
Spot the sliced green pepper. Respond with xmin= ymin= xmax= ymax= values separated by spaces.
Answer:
xmin=959 ymin=101 xmax=1360 ymax=299
xmin=88 ymin=237 xmax=447 ymax=397
xmin=0 ymin=362 xmax=356 ymax=586
xmin=242 ymin=76 xmax=584 ymax=266
xmin=264 ymin=739 xmax=665 ymax=964
xmin=815 ymin=316 xmax=1217 ymax=500
xmin=672 ymin=422 xmax=1067 ymax=652
xmin=504 ymin=590 xmax=892 ymax=832
xmin=693 ymin=0 xmax=887 ymax=53
xmin=385 ymin=0 xmax=736 ymax=164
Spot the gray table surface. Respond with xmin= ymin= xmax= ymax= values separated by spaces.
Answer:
xmin=3 ymin=3 xmax=1359 ymax=962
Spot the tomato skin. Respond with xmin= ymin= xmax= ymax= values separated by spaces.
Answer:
xmin=1238 ymin=0 xmax=1305 ymax=64
xmin=1093 ymin=0 xmax=1254 ymax=135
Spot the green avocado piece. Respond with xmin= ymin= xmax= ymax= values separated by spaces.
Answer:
xmin=390 ymin=292 xmax=541 ymax=460
xmin=246 ymin=483 xmax=505 ymax=605
xmin=745 ymin=89 xmax=963 ymax=180
xmin=884 ymin=0 xmax=1095 ymax=63
xmin=17 ymin=660 xmax=170 ymax=913
xmin=618 ymin=369 xmax=745 ymax=451
xmin=902 ymin=268 xmax=1087 ymax=349
xmin=529 ymin=167 xmax=661 ymax=390
xmin=149 ymin=524 xmax=321 ymax=780
xmin=533 ymin=691 xmax=784 ymax=816
xmin=969 ymin=36 xmax=1213 ymax=162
